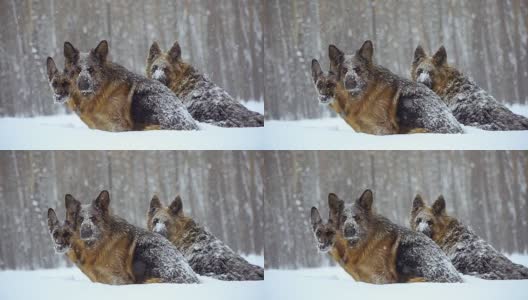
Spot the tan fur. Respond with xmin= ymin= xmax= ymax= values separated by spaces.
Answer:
xmin=146 ymin=206 xmax=193 ymax=249
xmin=411 ymin=56 xmax=459 ymax=101
xmin=66 ymin=228 xmax=136 ymax=285
xmin=334 ymin=81 xmax=400 ymax=135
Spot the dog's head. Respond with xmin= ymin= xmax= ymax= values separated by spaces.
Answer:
xmin=411 ymin=45 xmax=449 ymax=92
xmin=46 ymin=57 xmax=71 ymax=104
xmin=63 ymin=40 xmax=109 ymax=99
xmin=310 ymin=207 xmax=336 ymax=253
xmin=409 ymin=194 xmax=450 ymax=241
xmin=147 ymin=195 xmax=186 ymax=238
xmin=340 ymin=189 xmax=375 ymax=247
xmin=47 ymin=208 xmax=72 ymax=254
xmin=311 ymin=59 xmax=337 ymax=105
xmin=145 ymin=41 xmax=185 ymax=87
xmin=65 ymin=191 xmax=110 ymax=247
xmin=309 ymin=193 xmax=344 ymax=253
xmin=328 ymin=41 xmax=375 ymax=97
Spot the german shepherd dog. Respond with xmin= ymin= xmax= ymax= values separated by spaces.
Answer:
xmin=326 ymin=41 xmax=463 ymax=134
xmin=334 ymin=190 xmax=462 ymax=283
xmin=410 ymin=194 xmax=528 ymax=279
xmin=412 ymin=46 xmax=528 ymax=130
xmin=145 ymin=41 xmax=264 ymax=127
xmin=62 ymin=40 xmax=198 ymax=131
xmin=64 ymin=190 xmax=199 ymax=284
xmin=146 ymin=195 xmax=264 ymax=280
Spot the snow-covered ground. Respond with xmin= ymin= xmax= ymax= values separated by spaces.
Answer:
xmin=263 ymin=104 xmax=528 ymax=150
xmin=0 ymin=254 xmax=264 ymax=300
xmin=265 ymin=254 xmax=528 ymax=300
xmin=0 ymin=101 xmax=264 ymax=150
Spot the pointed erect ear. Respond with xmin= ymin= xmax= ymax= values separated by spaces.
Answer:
xmin=413 ymin=45 xmax=426 ymax=64
xmin=169 ymin=195 xmax=183 ymax=216
xmin=150 ymin=195 xmax=161 ymax=212
xmin=328 ymin=193 xmax=344 ymax=224
xmin=46 ymin=57 xmax=58 ymax=81
xmin=358 ymin=40 xmax=374 ymax=63
xmin=432 ymin=195 xmax=446 ymax=216
xmin=65 ymin=194 xmax=80 ymax=223
xmin=311 ymin=207 xmax=322 ymax=228
xmin=64 ymin=41 xmax=79 ymax=64
xmin=328 ymin=45 xmax=344 ymax=69
xmin=48 ymin=208 xmax=59 ymax=233
xmin=148 ymin=41 xmax=162 ymax=63
xmin=311 ymin=59 xmax=323 ymax=83
xmin=433 ymin=46 xmax=447 ymax=66
xmin=357 ymin=189 xmax=373 ymax=212
xmin=94 ymin=190 xmax=110 ymax=214
xmin=168 ymin=41 xmax=181 ymax=63
xmin=412 ymin=194 xmax=425 ymax=212
xmin=92 ymin=40 xmax=109 ymax=63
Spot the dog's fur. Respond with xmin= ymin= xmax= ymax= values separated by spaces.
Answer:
xmin=64 ymin=191 xmax=199 ymax=284
xmin=410 ymin=194 xmax=528 ymax=279
xmin=147 ymin=195 xmax=263 ymax=280
xmin=145 ymin=41 xmax=263 ymax=127
xmin=335 ymin=190 xmax=461 ymax=283
xmin=63 ymin=40 xmax=198 ymax=131
xmin=412 ymin=45 xmax=528 ymax=130
xmin=326 ymin=42 xmax=462 ymax=134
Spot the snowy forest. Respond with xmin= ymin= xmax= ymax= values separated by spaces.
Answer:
xmin=264 ymin=0 xmax=528 ymax=120
xmin=264 ymin=151 xmax=528 ymax=269
xmin=0 ymin=0 xmax=264 ymax=117
xmin=0 ymin=151 xmax=264 ymax=270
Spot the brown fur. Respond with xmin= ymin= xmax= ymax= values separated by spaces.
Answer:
xmin=146 ymin=196 xmax=193 ymax=250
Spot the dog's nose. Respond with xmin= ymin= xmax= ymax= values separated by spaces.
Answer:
xmin=78 ymin=77 xmax=90 ymax=90
xmin=344 ymin=77 xmax=357 ymax=89
xmin=344 ymin=226 xmax=356 ymax=237
xmin=80 ymin=227 xmax=93 ymax=239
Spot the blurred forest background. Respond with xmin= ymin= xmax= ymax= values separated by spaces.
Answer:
xmin=264 ymin=0 xmax=528 ymax=120
xmin=0 ymin=151 xmax=264 ymax=270
xmin=0 ymin=0 xmax=264 ymax=117
xmin=264 ymin=151 xmax=528 ymax=269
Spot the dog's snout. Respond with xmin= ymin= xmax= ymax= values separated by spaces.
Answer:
xmin=80 ymin=226 xmax=93 ymax=239
xmin=344 ymin=76 xmax=357 ymax=89
xmin=344 ymin=225 xmax=356 ymax=237
xmin=78 ymin=77 xmax=90 ymax=90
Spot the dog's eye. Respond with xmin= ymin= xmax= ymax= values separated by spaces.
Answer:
xmin=341 ymin=215 xmax=347 ymax=223
xmin=87 ymin=67 xmax=94 ymax=74
xmin=315 ymin=230 xmax=321 ymax=237
xmin=78 ymin=217 xmax=84 ymax=222
xmin=90 ymin=216 xmax=96 ymax=222
xmin=416 ymin=218 xmax=422 ymax=224
xmin=427 ymin=220 xmax=433 ymax=226
xmin=417 ymin=69 xmax=423 ymax=75
xmin=52 ymin=82 xmax=58 ymax=88
xmin=353 ymin=67 xmax=361 ymax=73
xmin=341 ymin=67 xmax=348 ymax=74
xmin=152 ymin=65 xmax=158 ymax=72
xmin=53 ymin=232 xmax=58 ymax=239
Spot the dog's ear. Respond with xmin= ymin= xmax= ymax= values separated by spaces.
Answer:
xmin=328 ymin=45 xmax=344 ymax=70
xmin=64 ymin=42 xmax=79 ymax=65
xmin=311 ymin=207 xmax=322 ymax=230
xmin=92 ymin=40 xmax=109 ymax=63
xmin=432 ymin=195 xmax=446 ymax=216
xmin=168 ymin=41 xmax=182 ymax=63
xmin=46 ymin=57 xmax=58 ymax=81
xmin=94 ymin=190 xmax=110 ymax=214
xmin=358 ymin=40 xmax=374 ymax=64
xmin=169 ymin=195 xmax=183 ymax=216
xmin=433 ymin=46 xmax=447 ymax=66
xmin=148 ymin=41 xmax=162 ymax=63
xmin=413 ymin=45 xmax=426 ymax=64
xmin=328 ymin=193 xmax=344 ymax=225
xmin=48 ymin=208 xmax=59 ymax=233
xmin=412 ymin=194 xmax=425 ymax=212
xmin=65 ymin=194 xmax=80 ymax=224
xmin=311 ymin=59 xmax=323 ymax=84
xmin=357 ymin=189 xmax=373 ymax=212
xmin=149 ymin=195 xmax=161 ymax=213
